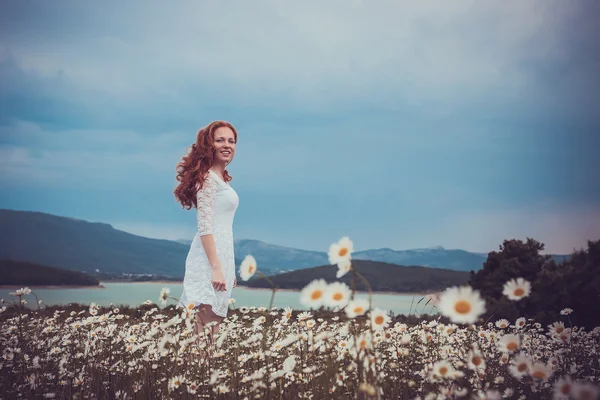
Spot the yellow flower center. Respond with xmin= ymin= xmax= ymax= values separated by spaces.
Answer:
xmin=249 ymin=265 xmax=255 ymax=273
xmin=439 ymin=367 xmax=448 ymax=375
xmin=338 ymin=248 xmax=348 ymax=257
xmin=507 ymin=342 xmax=518 ymax=351
xmin=354 ymin=307 xmax=364 ymax=314
xmin=560 ymin=384 xmax=571 ymax=395
xmin=472 ymin=356 xmax=482 ymax=366
xmin=532 ymin=371 xmax=546 ymax=379
xmin=333 ymin=293 xmax=343 ymax=301
xmin=374 ymin=316 xmax=384 ymax=325
xmin=454 ymin=300 xmax=471 ymax=314
xmin=513 ymin=288 xmax=525 ymax=296
xmin=517 ymin=363 xmax=527 ymax=372
xmin=311 ymin=290 xmax=323 ymax=300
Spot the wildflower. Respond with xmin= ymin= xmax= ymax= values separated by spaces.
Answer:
xmin=515 ymin=317 xmax=527 ymax=329
xmin=572 ymin=382 xmax=598 ymax=400
xmin=323 ymin=282 xmax=351 ymax=309
xmin=553 ymin=376 xmax=573 ymax=400
xmin=509 ymin=353 xmax=531 ymax=378
xmin=560 ymin=308 xmax=573 ymax=315
xmin=495 ymin=319 xmax=509 ymax=329
xmin=345 ymin=298 xmax=369 ymax=319
xmin=467 ymin=349 xmax=486 ymax=371
xmin=336 ymin=258 xmax=352 ymax=278
xmin=497 ymin=334 xmax=520 ymax=353
xmin=300 ymin=279 xmax=328 ymax=308
xmin=438 ymin=285 xmax=486 ymax=324
xmin=328 ymin=236 xmax=354 ymax=265
xmin=502 ymin=278 xmax=531 ymax=301
xmin=168 ymin=375 xmax=185 ymax=392
xmin=239 ymin=255 xmax=257 ymax=281
xmin=369 ymin=308 xmax=391 ymax=331
xmin=529 ymin=361 xmax=553 ymax=382
xmin=159 ymin=288 xmax=170 ymax=305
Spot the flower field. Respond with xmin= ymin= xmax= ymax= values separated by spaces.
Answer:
xmin=1 ymin=237 xmax=599 ymax=399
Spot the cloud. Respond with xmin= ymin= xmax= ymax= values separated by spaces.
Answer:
xmin=1 ymin=0 xmax=598 ymax=120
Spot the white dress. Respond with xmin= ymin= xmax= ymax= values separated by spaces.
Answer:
xmin=178 ymin=169 xmax=239 ymax=317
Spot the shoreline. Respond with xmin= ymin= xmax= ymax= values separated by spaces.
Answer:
xmin=124 ymin=282 xmax=440 ymax=297
xmin=0 ymin=284 xmax=105 ymax=290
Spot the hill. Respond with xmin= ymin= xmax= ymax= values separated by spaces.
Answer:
xmin=0 ymin=259 xmax=100 ymax=287
xmin=240 ymin=259 xmax=470 ymax=293
xmin=0 ymin=209 xmax=570 ymax=279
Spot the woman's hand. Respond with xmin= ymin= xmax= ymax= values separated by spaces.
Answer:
xmin=211 ymin=267 xmax=226 ymax=291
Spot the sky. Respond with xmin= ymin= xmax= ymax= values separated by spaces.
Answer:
xmin=1 ymin=0 xmax=599 ymax=254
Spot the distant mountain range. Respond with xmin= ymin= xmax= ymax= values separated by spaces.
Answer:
xmin=0 ymin=209 xmax=570 ymax=279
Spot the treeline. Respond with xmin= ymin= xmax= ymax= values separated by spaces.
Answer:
xmin=469 ymin=238 xmax=599 ymax=330
xmin=241 ymin=260 xmax=470 ymax=293
xmin=0 ymin=259 xmax=100 ymax=287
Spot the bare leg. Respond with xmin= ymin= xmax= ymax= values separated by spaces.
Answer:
xmin=195 ymin=304 xmax=224 ymax=357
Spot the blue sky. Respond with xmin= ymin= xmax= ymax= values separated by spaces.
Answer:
xmin=1 ymin=0 xmax=599 ymax=254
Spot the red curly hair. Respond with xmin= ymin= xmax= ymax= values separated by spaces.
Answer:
xmin=174 ymin=120 xmax=238 ymax=210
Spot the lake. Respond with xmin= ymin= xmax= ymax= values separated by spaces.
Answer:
xmin=0 ymin=282 xmax=438 ymax=316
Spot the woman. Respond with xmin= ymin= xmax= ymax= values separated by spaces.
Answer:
xmin=173 ymin=120 xmax=240 ymax=354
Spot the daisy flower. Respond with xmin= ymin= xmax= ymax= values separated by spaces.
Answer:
xmin=467 ymin=349 xmax=486 ymax=371
xmin=495 ymin=319 xmax=509 ymax=329
xmin=438 ymin=285 xmax=486 ymax=324
xmin=336 ymin=258 xmax=352 ymax=278
xmin=502 ymin=278 xmax=531 ymax=301
xmin=529 ymin=361 xmax=553 ymax=382
xmin=328 ymin=236 xmax=354 ymax=266
xmin=300 ymin=279 xmax=328 ymax=309
xmin=572 ymin=382 xmax=598 ymax=400
xmin=323 ymin=282 xmax=351 ymax=309
xmin=497 ymin=334 xmax=521 ymax=353
xmin=553 ymin=376 xmax=573 ymax=400
xmin=345 ymin=298 xmax=369 ymax=319
xmin=239 ymin=255 xmax=257 ymax=281
xmin=159 ymin=288 xmax=170 ymax=306
xmin=369 ymin=308 xmax=391 ymax=331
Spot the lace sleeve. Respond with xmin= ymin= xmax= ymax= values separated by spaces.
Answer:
xmin=196 ymin=174 xmax=218 ymax=236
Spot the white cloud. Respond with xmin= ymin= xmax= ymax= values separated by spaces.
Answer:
xmin=2 ymin=0 xmax=586 ymax=113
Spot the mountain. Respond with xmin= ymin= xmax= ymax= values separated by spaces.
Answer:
xmin=0 ymin=209 xmax=571 ymax=278
xmin=0 ymin=209 xmax=189 ymax=278
xmin=353 ymin=246 xmax=487 ymax=271
xmin=241 ymin=260 xmax=470 ymax=293
xmin=0 ymin=259 xmax=100 ymax=287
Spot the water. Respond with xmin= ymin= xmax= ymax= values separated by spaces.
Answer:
xmin=0 ymin=282 xmax=437 ymax=316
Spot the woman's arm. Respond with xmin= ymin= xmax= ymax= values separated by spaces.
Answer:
xmin=196 ymin=174 xmax=226 ymax=291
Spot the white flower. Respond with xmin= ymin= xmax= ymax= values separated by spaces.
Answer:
xmin=438 ymin=285 xmax=486 ymax=324
xmin=323 ymin=282 xmax=351 ymax=309
xmin=328 ymin=236 xmax=354 ymax=266
xmin=529 ymin=361 xmax=553 ymax=382
xmin=369 ymin=308 xmax=391 ymax=331
xmin=495 ymin=319 xmax=509 ymax=329
xmin=299 ymin=279 xmax=328 ymax=309
xmin=560 ymin=308 xmax=573 ymax=315
xmin=336 ymin=258 xmax=352 ymax=278
xmin=502 ymin=278 xmax=531 ymax=301
xmin=497 ymin=334 xmax=521 ymax=353
xmin=159 ymin=288 xmax=170 ymax=306
xmin=283 ymin=355 xmax=296 ymax=372
xmin=345 ymin=298 xmax=369 ymax=319
xmin=239 ymin=255 xmax=257 ymax=281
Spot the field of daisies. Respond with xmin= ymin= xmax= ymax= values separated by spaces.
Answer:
xmin=1 ymin=237 xmax=599 ymax=399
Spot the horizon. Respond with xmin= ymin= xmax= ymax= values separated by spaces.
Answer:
xmin=1 ymin=207 xmax=587 ymax=255
xmin=1 ymin=1 xmax=599 ymax=255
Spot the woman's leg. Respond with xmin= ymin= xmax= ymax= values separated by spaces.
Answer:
xmin=195 ymin=304 xmax=224 ymax=355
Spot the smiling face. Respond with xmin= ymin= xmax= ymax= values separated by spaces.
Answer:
xmin=213 ymin=126 xmax=236 ymax=165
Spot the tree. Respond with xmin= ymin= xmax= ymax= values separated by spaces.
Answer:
xmin=469 ymin=238 xmax=600 ymax=329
